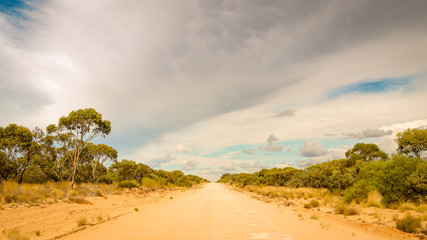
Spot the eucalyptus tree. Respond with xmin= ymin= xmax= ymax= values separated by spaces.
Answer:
xmin=396 ymin=128 xmax=427 ymax=157
xmin=46 ymin=124 xmax=74 ymax=181
xmin=86 ymin=143 xmax=117 ymax=183
xmin=0 ymin=124 xmax=33 ymax=181
xmin=50 ymin=108 xmax=111 ymax=188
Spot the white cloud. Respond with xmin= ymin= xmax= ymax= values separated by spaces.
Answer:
xmin=344 ymin=129 xmax=393 ymax=139
xmin=1 ymin=1 xmax=427 ymax=180
xmin=377 ymin=136 xmax=397 ymax=155
xmin=173 ymin=145 xmax=195 ymax=154
xmin=238 ymin=160 xmax=267 ymax=173
xmin=146 ymin=154 xmax=175 ymax=168
xmin=182 ymin=158 xmax=199 ymax=171
xmin=271 ymin=109 xmax=297 ymax=118
xmin=299 ymin=140 xmax=328 ymax=157
xmin=275 ymin=161 xmax=293 ymax=168
xmin=260 ymin=134 xmax=284 ymax=152
xmin=220 ymin=163 xmax=237 ymax=172
xmin=242 ymin=148 xmax=255 ymax=155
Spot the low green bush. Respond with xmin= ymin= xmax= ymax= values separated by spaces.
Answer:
xmin=117 ymin=180 xmax=139 ymax=189
xmin=396 ymin=214 xmax=421 ymax=233
xmin=304 ymin=199 xmax=320 ymax=209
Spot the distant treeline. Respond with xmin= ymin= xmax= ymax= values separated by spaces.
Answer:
xmin=218 ymin=128 xmax=427 ymax=205
xmin=0 ymin=108 xmax=208 ymax=188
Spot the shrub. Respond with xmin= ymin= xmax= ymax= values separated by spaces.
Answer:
xmin=304 ymin=199 xmax=320 ymax=209
xmin=343 ymin=206 xmax=359 ymax=216
xmin=134 ymin=208 xmax=139 ymax=211
xmin=117 ymin=180 xmax=139 ymax=189
xmin=140 ymin=178 xmax=160 ymax=189
xmin=77 ymin=217 xmax=87 ymax=227
xmin=35 ymin=230 xmax=40 ymax=236
xmin=396 ymin=214 xmax=421 ymax=233
xmin=7 ymin=228 xmax=28 ymax=240
xmin=334 ymin=202 xmax=346 ymax=214
xmin=366 ymin=190 xmax=383 ymax=208
xmin=416 ymin=204 xmax=427 ymax=213
xmin=398 ymin=202 xmax=417 ymax=211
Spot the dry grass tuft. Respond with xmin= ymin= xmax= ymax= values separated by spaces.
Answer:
xmin=68 ymin=197 xmax=92 ymax=205
xmin=396 ymin=214 xmax=421 ymax=233
xmin=398 ymin=202 xmax=417 ymax=211
xmin=304 ymin=199 xmax=320 ymax=209
xmin=7 ymin=228 xmax=28 ymax=240
xmin=0 ymin=181 xmax=120 ymax=205
xmin=76 ymin=217 xmax=87 ymax=227
xmin=366 ymin=190 xmax=383 ymax=208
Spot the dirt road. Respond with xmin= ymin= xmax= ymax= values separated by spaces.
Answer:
xmin=61 ymin=183 xmax=409 ymax=240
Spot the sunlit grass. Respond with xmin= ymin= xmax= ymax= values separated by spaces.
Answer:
xmin=365 ymin=190 xmax=383 ymax=208
xmin=0 ymin=181 xmax=120 ymax=205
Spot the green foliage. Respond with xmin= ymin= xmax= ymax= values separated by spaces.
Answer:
xmin=396 ymin=214 xmax=421 ymax=233
xmin=220 ymin=134 xmax=427 ymax=206
xmin=56 ymin=108 xmax=112 ymax=188
xmin=108 ymin=160 xmax=152 ymax=183
xmin=117 ymin=180 xmax=139 ymax=189
xmin=345 ymin=143 xmax=388 ymax=162
xmin=0 ymin=109 xmax=207 ymax=191
xmin=396 ymin=128 xmax=427 ymax=157
xmin=409 ymin=161 xmax=427 ymax=202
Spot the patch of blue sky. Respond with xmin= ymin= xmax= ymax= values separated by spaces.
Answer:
xmin=205 ymin=137 xmax=372 ymax=162
xmin=0 ymin=0 xmax=36 ymax=21
xmin=328 ymin=75 xmax=414 ymax=99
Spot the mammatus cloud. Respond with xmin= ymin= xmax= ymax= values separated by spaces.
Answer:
xmin=299 ymin=140 xmax=328 ymax=157
xmin=182 ymin=158 xmax=199 ymax=171
xmin=271 ymin=109 xmax=296 ymax=118
xmin=260 ymin=134 xmax=284 ymax=152
xmin=344 ymin=129 xmax=393 ymax=139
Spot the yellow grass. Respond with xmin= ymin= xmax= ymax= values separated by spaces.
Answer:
xmin=366 ymin=190 xmax=383 ymax=208
xmin=0 ymin=181 xmax=120 ymax=205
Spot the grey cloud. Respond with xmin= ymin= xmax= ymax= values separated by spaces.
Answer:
xmin=182 ymin=159 xmax=199 ymax=171
xmin=1 ymin=0 xmax=427 ymax=158
xmin=242 ymin=148 xmax=255 ymax=155
xmin=271 ymin=109 xmax=296 ymax=118
xmin=261 ymin=145 xmax=284 ymax=152
xmin=260 ymin=134 xmax=284 ymax=152
xmin=220 ymin=163 xmax=237 ymax=172
xmin=299 ymin=140 xmax=327 ymax=157
xmin=266 ymin=134 xmax=279 ymax=144
xmin=345 ymin=129 xmax=393 ymax=139
xmin=238 ymin=160 xmax=267 ymax=172
xmin=146 ymin=154 xmax=175 ymax=168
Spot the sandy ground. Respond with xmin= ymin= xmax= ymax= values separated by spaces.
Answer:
xmin=12 ymin=183 xmax=412 ymax=240
xmin=0 ymin=188 xmax=185 ymax=240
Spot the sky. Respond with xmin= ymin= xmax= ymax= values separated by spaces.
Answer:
xmin=1 ymin=0 xmax=427 ymax=181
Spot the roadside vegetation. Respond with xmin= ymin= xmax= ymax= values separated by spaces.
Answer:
xmin=218 ymin=128 xmax=427 ymax=234
xmin=0 ymin=108 xmax=208 ymax=206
